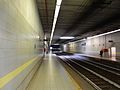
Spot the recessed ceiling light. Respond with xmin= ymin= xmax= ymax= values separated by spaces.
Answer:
xmin=60 ymin=36 xmax=75 ymax=39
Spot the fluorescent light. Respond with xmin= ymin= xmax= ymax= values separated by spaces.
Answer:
xmin=50 ymin=0 xmax=63 ymax=45
xmin=54 ymin=6 xmax=60 ymax=18
xmin=60 ymin=36 xmax=75 ymax=39
xmin=50 ymin=47 xmax=53 ymax=49
xmin=50 ymin=19 xmax=57 ymax=44
xmin=53 ymin=18 xmax=57 ymax=29
xmin=57 ymin=0 xmax=62 ymax=5
xmin=54 ymin=43 xmax=59 ymax=45
xmin=87 ymin=29 xmax=120 ymax=39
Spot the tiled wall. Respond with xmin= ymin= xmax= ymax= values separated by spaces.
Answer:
xmin=0 ymin=0 xmax=44 ymax=90
xmin=64 ymin=31 xmax=120 ymax=57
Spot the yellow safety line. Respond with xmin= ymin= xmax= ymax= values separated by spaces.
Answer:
xmin=0 ymin=56 xmax=38 ymax=88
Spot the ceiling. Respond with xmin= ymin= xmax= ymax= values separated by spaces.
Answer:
xmin=37 ymin=0 xmax=120 ymax=44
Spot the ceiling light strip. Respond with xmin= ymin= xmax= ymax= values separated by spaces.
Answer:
xmin=87 ymin=29 xmax=120 ymax=39
xmin=60 ymin=36 xmax=75 ymax=39
xmin=67 ymin=29 xmax=120 ymax=44
xmin=50 ymin=0 xmax=62 ymax=45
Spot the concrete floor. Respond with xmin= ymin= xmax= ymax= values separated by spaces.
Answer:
xmin=27 ymin=53 xmax=81 ymax=90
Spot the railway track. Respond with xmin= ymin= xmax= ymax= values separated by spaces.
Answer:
xmin=79 ymin=58 xmax=120 ymax=75
xmin=58 ymin=56 xmax=120 ymax=90
xmin=82 ymin=56 xmax=120 ymax=69
xmin=71 ymin=58 xmax=120 ymax=85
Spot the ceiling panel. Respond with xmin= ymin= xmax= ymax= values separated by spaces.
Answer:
xmin=36 ymin=0 xmax=120 ymax=44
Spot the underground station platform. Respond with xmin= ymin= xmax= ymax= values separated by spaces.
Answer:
xmin=26 ymin=52 xmax=120 ymax=90
xmin=0 ymin=0 xmax=120 ymax=90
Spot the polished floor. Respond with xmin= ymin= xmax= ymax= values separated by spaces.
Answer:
xmin=27 ymin=53 xmax=81 ymax=90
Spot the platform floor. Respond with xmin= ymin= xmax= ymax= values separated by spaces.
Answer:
xmin=27 ymin=53 xmax=81 ymax=90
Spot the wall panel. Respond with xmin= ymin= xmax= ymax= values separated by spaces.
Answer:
xmin=0 ymin=0 xmax=44 ymax=89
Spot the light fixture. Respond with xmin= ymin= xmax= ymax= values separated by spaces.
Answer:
xmin=60 ymin=36 xmax=75 ymax=39
xmin=54 ymin=43 xmax=59 ymax=45
xmin=50 ymin=0 xmax=63 ymax=45
xmin=50 ymin=18 xmax=57 ymax=43
xmin=54 ymin=6 xmax=60 ymax=18
xmin=50 ymin=47 xmax=53 ymax=49
xmin=87 ymin=29 xmax=120 ymax=39
xmin=57 ymin=0 xmax=62 ymax=5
